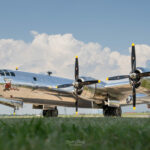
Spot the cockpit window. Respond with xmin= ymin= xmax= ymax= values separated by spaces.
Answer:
xmin=10 ymin=72 xmax=15 ymax=76
xmin=3 ymin=70 xmax=10 ymax=76
xmin=0 ymin=71 xmax=5 ymax=76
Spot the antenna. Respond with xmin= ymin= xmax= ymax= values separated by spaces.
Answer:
xmin=47 ymin=71 xmax=52 ymax=76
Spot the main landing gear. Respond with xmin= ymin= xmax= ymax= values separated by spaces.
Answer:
xmin=43 ymin=107 xmax=58 ymax=117
xmin=103 ymin=106 xmax=122 ymax=117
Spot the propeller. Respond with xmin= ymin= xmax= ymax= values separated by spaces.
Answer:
xmin=106 ymin=43 xmax=150 ymax=110
xmin=56 ymin=56 xmax=101 ymax=114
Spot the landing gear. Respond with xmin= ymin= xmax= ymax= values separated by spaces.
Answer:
xmin=103 ymin=106 xmax=122 ymax=117
xmin=43 ymin=107 xmax=58 ymax=117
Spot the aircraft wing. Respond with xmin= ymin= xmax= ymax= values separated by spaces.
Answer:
xmin=94 ymin=78 xmax=150 ymax=107
xmin=0 ymin=97 xmax=23 ymax=108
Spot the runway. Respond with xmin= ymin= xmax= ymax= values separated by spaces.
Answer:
xmin=0 ymin=112 xmax=149 ymax=118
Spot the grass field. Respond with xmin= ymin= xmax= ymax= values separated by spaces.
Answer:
xmin=0 ymin=117 xmax=150 ymax=150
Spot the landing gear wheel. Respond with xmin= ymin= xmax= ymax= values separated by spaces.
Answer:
xmin=51 ymin=108 xmax=58 ymax=117
xmin=43 ymin=107 xmax=58 ymax=117
xmin=115 ymin=106 xmax=122 ymax=116
xmin=103 ymin=106 xmax=122 ymax=117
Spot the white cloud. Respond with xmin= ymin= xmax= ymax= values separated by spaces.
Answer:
xmin=0 ymin=31 xmax=149 ymax=80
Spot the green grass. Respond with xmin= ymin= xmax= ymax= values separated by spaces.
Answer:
xmin=0 ymin=117 xmax=150 ymax=150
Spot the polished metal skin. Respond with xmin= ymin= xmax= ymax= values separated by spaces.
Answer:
xmin=0 ymin=68 xmax=150 ymax=110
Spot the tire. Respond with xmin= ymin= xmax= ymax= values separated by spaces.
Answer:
xmin=43 ymin=108 xmax=58 ymax=117
xmin=103 ymin=106 xmax=122 ymax=117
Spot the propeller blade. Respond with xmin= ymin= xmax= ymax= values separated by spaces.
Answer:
xmin=132 ymin=84 xmax=136 ymax=110
xmin=131 ymin=43 xmax=136 ymax=73
xmin=80 ymin=80 xmax=101 ymax=86
xmin=56 ymin=83 xmax=73 ymax=88
xmin=75 ymin=56 xmax=79 ymax=81
xmin=75 ymin=93 xmax=78 ymax=115
xmin=139 ymin=72 xmax=150 ymax=78
xmin=106 ymin=75 xmax=129 ymax=81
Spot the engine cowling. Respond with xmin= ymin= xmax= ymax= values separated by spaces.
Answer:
xmin=129 ymin=68 xmax=143 ymax=88
xmin=75 ymin=78 xmax=84 ymax=95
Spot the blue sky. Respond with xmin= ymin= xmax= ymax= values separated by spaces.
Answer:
xmin=0 ymin=0 xmax=150 ymax=54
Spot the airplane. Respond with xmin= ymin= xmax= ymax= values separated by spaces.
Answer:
xmin=0 ymin=43 xmax=150 ymax=117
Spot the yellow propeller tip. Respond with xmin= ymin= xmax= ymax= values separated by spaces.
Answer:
xmin=56 ymin=86 xmax=58 ymax=88
xmin=16 ymin=67 xmax=18 ymax=70
xmin=106 ymin=77 xmax=109 ymax=81
xmin=98 ymin=80 xmax=101 ymax=83
xmin=133 ymin=107 xmax=136 ymax=110
xmin=132 ymin=43 xmax=135 ymax=46
xmin=75 ymin=112 xmax=78 ymax=115
xmin=75 ymin=56 xmax=78 ymax=58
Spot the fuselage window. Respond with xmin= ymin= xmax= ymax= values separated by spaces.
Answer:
xmin=10 ymin=72 xmax=15 ymax=76
xmin=3 ymin=70 xmax=10 ymax=76
xmin=33 ymin=77 xmax=37 ymax=81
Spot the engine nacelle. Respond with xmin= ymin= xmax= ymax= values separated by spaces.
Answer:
xmin=78 ymin=77 xmax=97 ymax=98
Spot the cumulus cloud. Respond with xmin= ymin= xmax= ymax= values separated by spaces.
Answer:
xmin=0 ymin=31 xmax=149 ymax=80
